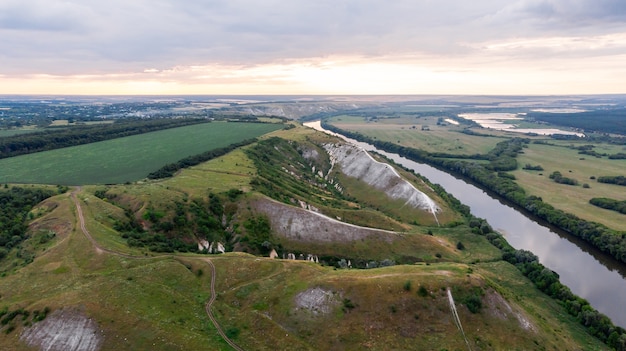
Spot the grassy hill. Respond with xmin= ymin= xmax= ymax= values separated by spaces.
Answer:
xmin=0 ymin=124 xmax=611 ymax=350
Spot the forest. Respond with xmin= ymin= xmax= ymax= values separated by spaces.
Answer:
xmin=528 ymin=109 xmax=626 ymax=135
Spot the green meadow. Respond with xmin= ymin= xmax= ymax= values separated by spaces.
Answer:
xmin=0 ymin=122 xmax=283 ymax=185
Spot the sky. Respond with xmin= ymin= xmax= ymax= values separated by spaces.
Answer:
xmin=1 ymin=0 xmax=626 ymax=95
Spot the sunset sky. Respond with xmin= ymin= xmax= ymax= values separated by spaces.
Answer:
xmin=1 ymin=0 xmax=626 ymax=95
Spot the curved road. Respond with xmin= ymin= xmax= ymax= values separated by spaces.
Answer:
xmin=71 ymin=188 xmax=244 ymax=351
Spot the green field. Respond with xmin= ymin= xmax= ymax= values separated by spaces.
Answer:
xmin=0 ymin=129 xmax=41 ymax=137
xmin=514 ymin=142 xmax=626 ymax=230
xmin=329 ymin=115 xmax=506 ymax=155
xmin=0 ymin=122 xmax=283 ymax=185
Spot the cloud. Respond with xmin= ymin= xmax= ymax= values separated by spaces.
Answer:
xmin=1 ymin=0 xmax=626 ymax=94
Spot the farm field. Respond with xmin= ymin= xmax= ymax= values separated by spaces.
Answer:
xmin=0 ymin=122 xmax=283 ymax=185
xmin=0 ymin=129 xmax=41 ymax=137
xmin=514 ymin=142 xmax=626 ymax=231
xmin=328 ymin=115 xmax=507 ymax=155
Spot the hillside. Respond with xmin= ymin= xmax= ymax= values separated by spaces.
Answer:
xmin=0 ymin=124 xmax=611 ymax=350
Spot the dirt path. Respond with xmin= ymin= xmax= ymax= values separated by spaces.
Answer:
xmin=204 ymin=259 xmax=245 ymax=351
xmin=70 ymin=187 xmax=244 ymax=351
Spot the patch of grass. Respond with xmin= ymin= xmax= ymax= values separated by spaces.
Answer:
xmin=329 ymin=115 xmax=506 ymax=155
xmin=0 ymin=122 xmax=282 ymax=185
xmin=514 ymin=142 xmax=626 ymax=230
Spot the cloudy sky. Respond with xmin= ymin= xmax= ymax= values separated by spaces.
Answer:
xmin=1 ymin=0 xmax=626 ymax=95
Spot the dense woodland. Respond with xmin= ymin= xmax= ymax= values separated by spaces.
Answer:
xmin=323 ymin=121 xmax=626 ymax=350
xmin=0 ymin=118 xmax=209 ymax=159
xmin=0 ymin=187 xmax=56 ymax=262
xmin=528 ymin=109 xmax=626 ymax=135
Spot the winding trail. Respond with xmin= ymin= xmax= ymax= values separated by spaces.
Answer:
xmin=204 ymin=259 xmax=245 ymax=351
xmin=70 ymin=187 xmax=244 ymax=351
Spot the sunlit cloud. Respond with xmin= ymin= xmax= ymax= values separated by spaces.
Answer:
xmin=1 ymin=0 xmax=626 ymax=94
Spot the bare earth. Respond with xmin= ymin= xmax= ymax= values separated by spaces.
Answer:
xmin=20 ymin=308 xmax=103 ymax=351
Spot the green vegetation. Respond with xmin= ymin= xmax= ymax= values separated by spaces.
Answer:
xmin=328 ymin=114 xmax=506 ymax=156
xmin=550 ymin=170 xmax=579 ymax=185
xmin=529 ymin=109 xmax=626 ymax=135
xmin=0 ymin=186 xmax=56 ymax=270
xmin=590 ymin=198 xmax=626 ymax=215
xmin=0 ymin=122 xmax=283 ymax=185
xmin=0 ymin=118 xmax=209 ymax=159
xmin=597 ymin=175 xmax=626 ymax=186
xmin=147 ymin=138 xmax=258 ymax=179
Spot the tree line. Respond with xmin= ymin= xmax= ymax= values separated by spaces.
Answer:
xmin=598 ymin=176 xmax=626 ymax=186
xmin=590 ymin=198 xmax=626 ymax=215
xmin=0 ymin=118 xmax=209 ymax=159
xmin=146 ymin=138 xmax=258 ymax=179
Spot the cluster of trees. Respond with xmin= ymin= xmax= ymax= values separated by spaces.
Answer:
xmin=549 ymin=171 xmax=579 ymax=185
xmin=523 ymin=164 xmax=544 ymax=171
xmin=147 ymin=138 xmax=258 ymax=179
xmin=609 ymin=153 xmax=626 ymax=160
xmin=109 ymin=192 xmax=236 ymax=253
xmin=0 ymin=118 xmax=209 ymax=159
xmin=0 ymin=187 xmax=56 ymax=261
xmin=590 ymin=198 xmax=626 ymax=215
xmin=0 ymin=306 xmax=50 ymax=334
xmin=597 ymin=176 xmax=626 ymax=186
xmin=240 ymin=215 xmax=280 ymax=255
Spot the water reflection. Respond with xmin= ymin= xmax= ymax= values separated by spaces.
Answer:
xmin=305 ymin=121 xmax=626 ymax=328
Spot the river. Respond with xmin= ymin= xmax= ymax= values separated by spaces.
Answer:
xmin=306 ymin=121 xmax=626 ymax=328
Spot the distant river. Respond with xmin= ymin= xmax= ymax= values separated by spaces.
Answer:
xmin=306 ymin=121 xmax=626 ymax=328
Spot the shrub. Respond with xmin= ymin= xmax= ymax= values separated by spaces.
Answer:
xmin=403 ymin=280 xmax=412 ymax=291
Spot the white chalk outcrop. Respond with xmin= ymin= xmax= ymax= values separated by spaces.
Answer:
xmin=252 ymin=198 xmax=397 ymax=243
xmin=20 ymin=308 xmax=103 ymax=351
xmin=324 ymin=143 xmax=440 ymax=220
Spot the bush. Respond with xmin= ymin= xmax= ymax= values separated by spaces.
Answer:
xmin=403 ymin=280 xmax=412 ymax=291
xmin=464 ymin=294 xmax=482 ymax=313
xmin=418 ymin=286 xmax=429 ymax=297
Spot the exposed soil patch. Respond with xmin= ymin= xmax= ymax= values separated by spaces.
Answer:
xmin=293 ymin=287 xmax=341 ymax=316
xmin=20 ymin=308 xmax=103 ymax=351
xmin=484 ymin=289 xmax=536 ymax=332
xmin=251 ymin=197 xmax=397 ymax=243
